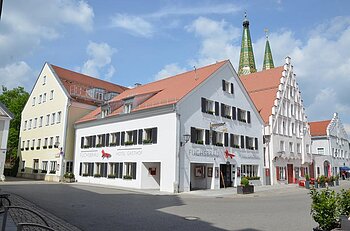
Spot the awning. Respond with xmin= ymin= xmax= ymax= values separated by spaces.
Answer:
xmin=340 ymin=166 xmax=350 ymax=171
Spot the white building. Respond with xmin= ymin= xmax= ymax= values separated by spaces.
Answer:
xmin=18 ymin=63 xmax=127 ymax=181
xmin=74 ymin=60 xmax=264 ymax=193
xmin=309 ymin=113 xmax=350 ymax=178
xmin=241 ymin=57 xmax=312 ymax=185
xmin=0 ymin=102 xmax=13 ymax=177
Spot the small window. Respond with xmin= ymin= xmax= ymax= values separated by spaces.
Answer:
xmin=50 ymin=90 xmax=54 ymax=100
xmin=297 ymin=143 xmax=301 ymax=154
xmin=124 ymin=162 xmax=136 ymax=179
xmin=289 ymin=142 xmax=294 ymax=153
xmin=32 ymin=97 xmax=36 ymax=106
xmin=237 ymin=108 xmax=246 ymax=122
xmin=39 ymin=95 xmax=42 ymax=104
xmin=24 ymin=120 xmax=27 ymax=131
xmin=37 ymin=139 xmax=41 ymax=148
xmin=280 ymin=141 xmax=285 ymax=151
xmin=33 ymin=159 xmax=39 ymax=171
xmin=31 ymin=139 xmax=35 ymax=148
xmin=317 ymin=148 xmax=325 ymax=155
xmin=50 ymin=161 xmax=57 ymax=174
xmin=57 ymin=111 xmax=61 ymax=123
xmin=215 ymin=132 xmax=223 ymax=146
xmin=46 ymin=114 xmax=50 ymax=126
xmin=51 ymin=113 xmax=55 ymax=124
xmin=39 ymin=116 xmax=43 ymax=127
xmin=43 ymin=76 xmax=47 ymax=85
xmin=42 ymin=161 xmax=48 ymax=172
xmin=124 ymin=103 xmax=132 ymax=114
xmin=33 ymin=118 xmax=37 ymax=129
xmin=43 ymin=93 xmax=47 ymax=103
xmin=28 ymin=119 xmax=32 ymax=130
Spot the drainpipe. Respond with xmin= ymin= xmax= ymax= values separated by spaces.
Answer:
xmin=60 ymin=100 xmax=71 ymax=182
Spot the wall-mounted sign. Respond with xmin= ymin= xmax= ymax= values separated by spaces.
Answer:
xmin=102 ymin=150 xmax=111 ymax=159
xmin=224 ymin=149 xmax=235 ymax=159
xmin=189 ymin=148 xmax=220 ymax=158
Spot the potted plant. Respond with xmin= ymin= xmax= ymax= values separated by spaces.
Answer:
xmin=310 ymin=188 xmax=340 ymax=231
xmin=335 ymin=174 xmax=340 ymax=186
xmin=319 ymin=175 xmax=326 ymax=188
xmin=305 ymin=174 xmax=310 ymax=189
xmin=237 ymin=177 xmax=254 ymax=194
xmin=328 ymin=176 xmax=334 ymax=187
xmin=314 ymin=177 xmax=319 ymax=188
xmin=63 ymin=172 xmax=75 ymax=183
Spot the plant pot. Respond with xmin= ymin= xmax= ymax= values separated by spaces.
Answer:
xmin=340 ymin=215 xmax=350 ymax=230
xmin=305 ymin=180 xmax=310 ymax=189
xmin=64 ymin=178 xmax=75 ymax=183
xmin=314 ymin=181 xmax=318 ymax=188
xmin=237 ymin=185 xmax=254 ymax=194
xmin=335 ymin=180 xmax=339 ymax=186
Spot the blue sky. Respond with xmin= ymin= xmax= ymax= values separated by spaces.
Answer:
xmin=1 ymin=0 xmax=350 ymax=131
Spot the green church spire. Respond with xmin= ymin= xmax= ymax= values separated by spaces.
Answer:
xmin=238 ymin=13 xmax=256 ymax=76
xmin=262 ymin=29 xmax=274 ymax=70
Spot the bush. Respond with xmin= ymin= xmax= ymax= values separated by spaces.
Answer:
xmin=318 ymin=175 xmax=326 ymax=184
xmin=305 ymin=174 xmax=310 ymax=181
xmin=339 ymin=189 xmax=350 ymax=216
xmin=310 ymin=188 xmax=340 ymax=230
xmin=240 ymin=177 xmax=249 ymax=187
xmin=64 ymin=172 xmax=75 ymax=179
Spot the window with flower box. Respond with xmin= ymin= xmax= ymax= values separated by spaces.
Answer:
xmin=95 ymin=163 xmax=107 ymax=178
xmin=109 ymin=162 xmax=123 ymax=178
xmin=50 ymin=161 xmax=57 ymax=174
xmin=221 ymin=103 xmax=232 ymax=119
xmin=124 ymin=162 xmax=136 ymax=179
xmin=230 ymin=134 xmax=240 ymax=148
xmin=42 ymin=161 xmax=48 ymax=173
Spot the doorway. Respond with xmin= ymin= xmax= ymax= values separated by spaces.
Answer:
xmin=220 ymin=164 xmax=232 ymax=188
xmin=287 ymin=164 xmax=294 ymax=184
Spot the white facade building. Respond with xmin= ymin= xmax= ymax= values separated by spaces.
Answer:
xmin=74 ymin=60 xmax=264 ymax=193
xmin=0 ymin=102 xmax=13 ymax=177
xmin=241 ymin=57 xmax=312 ymax=185
xmin=310 ymin=113 xmax=350 ymax=178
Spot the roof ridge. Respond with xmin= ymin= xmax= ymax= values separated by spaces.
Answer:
xmin=248 ymin=85 xmax=280 ymax=94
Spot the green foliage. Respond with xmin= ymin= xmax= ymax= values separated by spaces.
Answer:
xmin=64 ymin=172 xmax=75 ymax=179
xmin=305 ymin=174 xmax=310 ymax=181
xmin=0 ymin=86 xmax=29 ymax=159
xmin=240 ymin=177 xmax=249 ymax=187
xmin=339 ymin=189 xmax=350 ymax=216
xmin=123 ymin=175 xmax=133 ymax=179
xmin=310 ymin=188 xmax=340 ymax=230
xmin=318 ymin=175 xmax=326 ymax=184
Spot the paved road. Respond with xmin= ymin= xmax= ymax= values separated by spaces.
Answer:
xmin=1 ymin=178 xmax=349 ymax=231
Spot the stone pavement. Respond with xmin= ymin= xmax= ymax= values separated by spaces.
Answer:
xmin=0 ymin=193 xmax=81 ymax=231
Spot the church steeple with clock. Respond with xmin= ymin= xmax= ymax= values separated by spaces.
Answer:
xmin=238 ymin=13 xmax=257 ymax=76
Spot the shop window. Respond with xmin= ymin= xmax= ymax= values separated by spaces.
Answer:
xmin=241 ymin=165 xmax=258 ymax=178
xmin=124 ymin=162 xmax=136 ymax=179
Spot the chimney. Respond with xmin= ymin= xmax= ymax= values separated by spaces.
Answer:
xmin=134 ymin=83 xmax=142 ymax=88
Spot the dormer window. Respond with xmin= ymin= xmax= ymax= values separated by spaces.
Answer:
xmin=123 ymin=98 xmax=134 ymax=114
xmin=101 ymin=104 xmax=111 ymax=118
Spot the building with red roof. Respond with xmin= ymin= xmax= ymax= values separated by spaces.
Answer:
xmin=74 ymin=60 xmax=265 ymax=192
xmin=18 ymin=63 xmax=127 ymax=181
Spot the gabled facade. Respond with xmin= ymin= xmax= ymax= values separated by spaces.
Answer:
xmin=18 ymin=63 xmax=127 ymax=181
xmin=0 ymin=102 xmax=13 ymax=177
xmin=74 ymin=60 xmax=264 ymax=193
xmin=309 ymin=113 xmax=350 ymax=178
xmin=241 ymin=57 xmax=312 ymax=185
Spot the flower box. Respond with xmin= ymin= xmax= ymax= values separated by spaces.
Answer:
xmin=49 ymin=170 xmax=56 ymax=174
xmin=94 ymin=173 xmax=101 ymax=178
xmin=143 ymin=140 xmax=152 ymax=144
xmin=82 ymin=173 xmax=89 ymax=177
xmin=124 ymin=141 xmax=134 ymax=146
xmin=237 ymin=185 xmax=254 ymax=194
xmin=216 ymin=143 xmax=223 ymax=147
xmin=96 ymin=144 xmax=103 ymax=147
xmin=41 ymin=170 xmax=47 ymax=174
xmin=109 ymin=142 xmax=117 ymax=147
xmin=195 ymin=140 xmax=204 ymax=145
xmin=33 ymin=169 xmax=38 ymax=173
xmin=108 ymin=174 xmax=116 ymax=179
xmin=123 ymin=175 xmax=133 ymax=180
xmin=83 ymin=145 xmax=90 ymax=149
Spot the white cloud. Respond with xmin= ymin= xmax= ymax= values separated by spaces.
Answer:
xmin=154 ymin=63 xmax=187 ymax=80
xmin=81 ymin=41 xmax=116 ymax=80
xmin=111 ymin=14 xmax=154 ymax=38
xmin=0 ymin=61 xmax=34 ymax=91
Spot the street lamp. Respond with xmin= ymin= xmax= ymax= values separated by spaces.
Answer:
xmin=181 ymin=134 xmax=191 ymax=146
xmin=54 ymin=141 xmax=65 ymax=182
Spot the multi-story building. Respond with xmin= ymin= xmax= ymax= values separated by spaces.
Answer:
xmin=309 ymin=113 xmax=350 ymax=178
xmin=18 ymin=63 xmax=127 ymax=181
xmin=74 ymin=60 xmax=264 ymax=193
xmin=0 ymin=102 xmax=13 ymax=177
xmin=238 ymin=15 xmax=312 ymax=185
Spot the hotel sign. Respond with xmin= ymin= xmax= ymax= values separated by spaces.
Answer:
xmin=80 ymin=148 xmax=143 ymax=159
xmin=189 ymin=148 xmax=220 ymax=158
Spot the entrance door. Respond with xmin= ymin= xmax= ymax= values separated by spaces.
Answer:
xmin=287 ymin=164 xmax=294 ymax=184
xmin=220 ymin=164 xmax=232 ymax=188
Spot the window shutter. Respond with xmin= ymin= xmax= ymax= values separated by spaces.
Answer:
xmin=246 ymin=136 xmax=249 ymax=149
xmin=276 ymin=167 xmax=280 ymax=181
xmin=240 ymin=135 xmax=245 ymax=149
xmin=224 ymin=133 xmax=228 ymax=147
xmin=190 ymin=127 xmax=196 ymax=143
xmin=230 ymin=83 xmax=234 ymax=94
xmin=92 ymin=136 xmax=96 ymax=147
xmin=102 ymin=134 xmax=106 ymax=147
xmin=215 ymin=102 xmax=219 ymax=116
xmin=255 ymin=138 xmax=258 ymax=150
xmin=212 ymin=131 xmax=217 ymax=145
xmin=138 ymin=129 xmax=143 ymax=144
xmin=132 ymin=163 xmax=137 ymax=179
xmin=247 ymin=111 xmax=251 ymax=124
xmin=230 ymin=134 xmax=234 ymax=147
xmin=81 ymin=137 xmax=84 ymax=148
xmin=105 ymin=134 xmax=110 ymax=147
xmin=133 ymin=130 xmax=138 ymax=144
xmin=205 ymin=130 xmax=210 ymax=145
xmin=152 ymin=127 xmax=158 ymax=144
xmin=121 ymin=132 xmax=125 ymax=145
xmin=116 ymin=132 xmax=120 ymax=146
xmin=221 ymin=103 xmax=225 ymax=117
xmin=222 ymin=80 xmax=226 ymax=91
xmin=232 ymin=107 xmax=236 ymax=120
xmin=201 ymin=97 xmax=206 ymax=113
xmin=79 ymin=163 xmax=82 ymax=176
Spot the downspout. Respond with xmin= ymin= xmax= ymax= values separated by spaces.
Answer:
xmin=174 ymin=103 xmax=181 ymax=193
xmin=60 ymin=99 xmax=71 ymax=181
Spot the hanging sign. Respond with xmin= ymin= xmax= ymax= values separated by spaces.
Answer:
xmin=224 ymin=149 xmax=235 ymax=159
xmin=102 ymin=149 xmax=112 ymax=159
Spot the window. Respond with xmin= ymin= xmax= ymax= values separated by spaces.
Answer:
xmin=39 ymin=116 xmax=43 ymax=127
xmin=49 ymin=137 xmax=54 ymax=148
xmin=142 ymin=128 xmax=157 ymax=144
xmin=291 ymin=123 xmax=295 ymax=135
xmin=125 ymin=130 xmax=137 ymax=145
xmin=221 ymin=103 xmax=231 ymax=119
xmin=297 ymin=143 xmax=301 ymax=154
xmin=291 ymin=104 xmax=294 ymax=116
xmin=280 ymin=141 xmax=285 ymax=152
xmin=241 ymin=164 xmax=258 ymax=178
xmin=33 ymin=118 xmax=37 ymax=129
xmin=24 ymin=120 xmax=27 ymax=130
xmin=96 ymin=163 xmax=108 ymax=177
xmin=289 ymin=142 xmax=294 ymax=153
xmin=26 ymin=140 xmax=30 ymax=149
xmin=32 ymin=97 xmax=36 ymax=106
xmin=55 ymin=136 xmax=59 ymax=148
xmin=44 ymin=138 xmax=48 ymax=148
xmin=43 ymin=76 xmax=46 ymax=85
xmin=192 ymin=128 xmax=204 ymax=145
xmin=124 ymin=162 xmax=136 ymax=179
xmin=42 ymin=161 xmax=48 ymax=173
xmin=317 ymin=148 xmax=325 ymax=155
xmin=57 ymin=111 xmax=61 ymax=123
xmin=31 ymin=139 xmax=35 ymax=148
xmin=46 ymin=114 xmax=50 ymax=126
xmin=82 ymin=162 xmax=94 ymax=176
xmin=51 ymin=113 xmax=55 ymax=124
xmin=39 ymin=95 xmax=42 ymax=104
xmin=43 ymin=93 xmax=47 ymax=103
xmin=28 ymin=119 xmax=32 ymax=130
xmin=21 ymin=161 xmax=25 ymax=172
xmin=222 ymin=80 xmax=234 ymax=94
xmin=110 ymin=162 xmax=123 ymax=178
xmin=124 ymin=103 xmax=132 ymax=113
xmin=216 ymin=132 xmax=223 ymax=146
xmin=66 ymin=161 xmax=73 ymax=173
xmin=306 ymin=144 xmax=310 ymax=154
xmin=96 ymin=134 xmax=105 ymax=147
xmin=237 ymin=108 xmax=250 ymax=123
xmin=230 ymin=134 xmax=240 ymax=148
xmin=277 ymin=166 xmax=287 ymax=180
xmin=21 ymin=141 xmax=25 ymax=150
xmin=33 ymin=159 xmax=39 ymax=173
xmin=50 ymin=161 xmax=57 ymax=174
xmin=50 ymin=90 xmax=54 ymax=100
xmin=201 ymin=98 xmax=215 ymax=115
xmin=37 ymin=139 xmax=41 ymax=149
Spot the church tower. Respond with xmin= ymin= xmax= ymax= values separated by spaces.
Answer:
xmin=262 ymin=29 xmax=274 ymax=70
xmin=238 ymin=13 xmax=257 ymax=76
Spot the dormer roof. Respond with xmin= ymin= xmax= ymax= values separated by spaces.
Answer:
xmin=309 ymin=120 xmax=331 ymax=136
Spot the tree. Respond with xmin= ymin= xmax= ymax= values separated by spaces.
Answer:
xmin=0 ymin=86 xmax=29 ymax=161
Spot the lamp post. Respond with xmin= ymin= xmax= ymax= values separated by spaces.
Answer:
xmin=54 ymin=141 xmax=65 ymax=182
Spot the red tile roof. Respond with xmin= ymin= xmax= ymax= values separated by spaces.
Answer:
xmin=309 ymin=120 xmax=331 ymax=136
xmin=77 ymin=60 xmax=228 ymax=124
xmin=50 ymin=64 xmax=128 ymax=105
xmin=240 ymin=66 xmax=284 ymax=124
